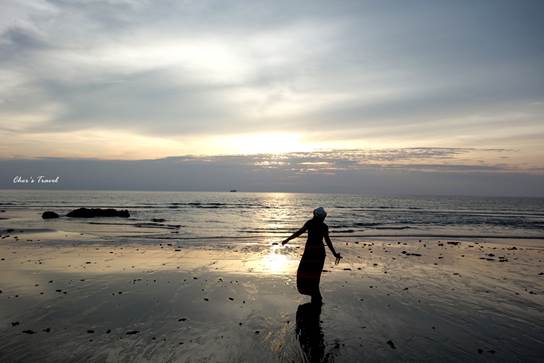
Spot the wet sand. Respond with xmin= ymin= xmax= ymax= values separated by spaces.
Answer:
xmin=1 ymin=230 xmax=543 ymax=362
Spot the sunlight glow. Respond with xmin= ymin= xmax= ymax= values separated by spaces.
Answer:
xmin=263 ymin=252 xmax=289 ymax=273
xmin=260 ymin=246 xmax=295 ymax=274
xmin=222 ymin=132 xmax=314 ymax=155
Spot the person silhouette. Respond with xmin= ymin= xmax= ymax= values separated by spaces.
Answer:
xmin=282 ymin=207 xmax=342 ymax=303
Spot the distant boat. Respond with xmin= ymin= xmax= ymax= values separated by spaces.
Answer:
xmin=230 ymin=189 xmax=237 ymax=192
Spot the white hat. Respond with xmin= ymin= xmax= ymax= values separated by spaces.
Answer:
xmin=313 ymin=207 xmax=327 ymax=219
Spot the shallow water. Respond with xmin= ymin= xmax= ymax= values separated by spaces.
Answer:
xmin=0 ymin=240 xmax=543 ymax=362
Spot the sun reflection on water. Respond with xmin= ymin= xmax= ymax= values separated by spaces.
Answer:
xmin=260 ymin=246 xmax=296 ymax=274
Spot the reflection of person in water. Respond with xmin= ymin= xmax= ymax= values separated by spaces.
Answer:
xmin=296 ymin=302 xmax=325 ymax=362
xmin=282 ymin=207 xmax=342 ymax=303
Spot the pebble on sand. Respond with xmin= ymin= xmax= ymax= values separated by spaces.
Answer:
xmin=386 ymin=340 xmax=396 ymax=349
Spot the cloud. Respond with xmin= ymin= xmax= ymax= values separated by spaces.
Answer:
xmin=163 ymin=147 xmax=518 ymax=174
xmin=0 ymin=0 xmax=543 ymax=169
xmin=1 ymin=148 xmax=543 ymax=196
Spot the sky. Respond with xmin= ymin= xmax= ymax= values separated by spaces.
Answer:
xmin=1 ymin=0 xmax=543 ymax=195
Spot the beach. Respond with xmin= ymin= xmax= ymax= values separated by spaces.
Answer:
xmin=1 ymin=224 xmax=543 ymax=362
xmin=2 ymin=0 xmax=543 ymax=360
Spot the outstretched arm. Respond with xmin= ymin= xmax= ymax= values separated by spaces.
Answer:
xmin=325 ymin=232 xmax=341 ymax=259
xmin=281 ymin=223 xmax=308 ymax=245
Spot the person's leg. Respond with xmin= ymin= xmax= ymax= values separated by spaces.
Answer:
xmin=311 ymin=253 xmax=324 ymax=304
xmin=311 ymin=288 xmax=322 ymax=304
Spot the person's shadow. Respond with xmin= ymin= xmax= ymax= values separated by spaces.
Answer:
xmin=297 ymin=301 xmax=342 ymax=362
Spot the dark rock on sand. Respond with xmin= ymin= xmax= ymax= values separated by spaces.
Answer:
xmin=67 ymin=208 xmax=130 ymax=218
xmin=42 ymin=328 xmax=51 ymax=333
xmin=42 ymin=211 xmax=59 ymax=219
xmin=151 ymin=218 xmax=166 ymax=222
xmin=22 ymin=330 xmax=36 ymax=334
xmin=402 ymin=251 xmax=422 ymax=256
xmin=11 ymin=322 xmax=20 ymax=327
xmin=386 ymin=340 xmax=396 ymax=349
xmin=126 ymin=330 xmax=139 ymax=335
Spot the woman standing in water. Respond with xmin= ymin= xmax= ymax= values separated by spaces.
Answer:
xmin=282 ymin=207 xmax=342 ymax=303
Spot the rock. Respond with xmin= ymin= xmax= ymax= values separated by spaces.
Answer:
xmin=151 ymin=218 xmax=166 ymax=222
xmin=42 ymin=211 xmax=59 ymax=219
xmin=447 ymin=241 xmax=460 ymax=245
xmin=42 ymin=328 xmax=51 ymax=333
xmin=402 ymin=251 xmax=422 ymax=256
xmin=22 ymin=330 xmax=36 ymax=334
xmin=386 ymin=340 xmax=396 ymax=349
xmin=11 ymin=322 xmax=20 ymax=327
xmin=126 ymin=330 xmax=139 ymax=335
xmin=67 ymin=208 xmax=130 ymax=218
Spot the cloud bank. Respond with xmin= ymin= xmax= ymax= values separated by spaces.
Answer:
xmin=2 ymin=148 xmax=543 ymax=196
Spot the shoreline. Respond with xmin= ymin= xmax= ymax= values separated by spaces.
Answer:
xmin=1 ymin=228 xmax=543 ymax=362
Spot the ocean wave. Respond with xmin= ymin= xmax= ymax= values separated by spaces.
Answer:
xmin=354 ymin=222 xmax=382 ymax=227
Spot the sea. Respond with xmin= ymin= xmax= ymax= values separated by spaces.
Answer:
xmin=1 ymin=190 xmax=544 ymax=244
